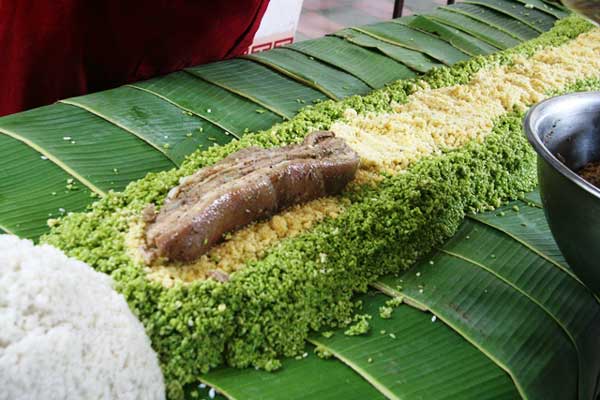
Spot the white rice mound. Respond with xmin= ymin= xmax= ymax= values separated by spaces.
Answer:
xmin=0 ymin=235 xmax=165 ymax=400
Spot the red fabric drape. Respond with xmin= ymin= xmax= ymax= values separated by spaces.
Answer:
xmin=0 ymin=1 xmax=270 ymax=116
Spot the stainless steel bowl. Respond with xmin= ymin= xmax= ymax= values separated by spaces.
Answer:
xmin=524 ymin=91 xmax=600 ymax=294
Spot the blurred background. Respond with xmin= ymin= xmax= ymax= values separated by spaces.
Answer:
xmin=297 ymin=0 xmax=453 ymax=40
xmin=249 ymin=0 xmax=456 ymax=54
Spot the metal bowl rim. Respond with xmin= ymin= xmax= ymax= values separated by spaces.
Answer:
xmin=524 ymin=91 xmax=600 ymax=199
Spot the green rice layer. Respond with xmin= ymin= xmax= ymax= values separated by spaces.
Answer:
xmin=43 ymin=17 xmax=595 ymax=399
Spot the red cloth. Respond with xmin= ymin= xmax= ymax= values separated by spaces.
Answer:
xmin=0 ymin=1 xmax=270 ymax=116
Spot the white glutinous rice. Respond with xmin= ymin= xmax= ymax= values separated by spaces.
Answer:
xmin=0 ymin=235 xmax=166 ymax=400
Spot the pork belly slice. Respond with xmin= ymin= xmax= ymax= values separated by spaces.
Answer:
xmin=144 ymin=131 xmax=359 ymax=263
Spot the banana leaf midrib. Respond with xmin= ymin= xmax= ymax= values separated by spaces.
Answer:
xmin=419 ymin=14 xmax=506 ymax=50
xmin=0 ymin=127 xmax=106 ymax=196
xmin=514 ymin=0 xmax=569 ymax=19
xmin=440 ymin=248 xmax=579 ymax=355
xmin=59 ymin=98 xmax=178 ymax=163
xmin=426 ymin=9 xmax=522 ymax=49
xmin=402 ymin=15 xmax=502 ymax=56
xmin=241 ymin=54 xmax=340 ymax=101
xmin=331 ymin=29 xmax=443 ymax=73
xmin=283 ymin=49 xmax=376 ymax=89
xmin=307 ymin=336 xmax=397 ymax=400
xmin=467 ymin=213 xmax=580 ymax=282
xmin=463 ymin=0 xmax=551 ymax=33
xmin=351 ymin=26 xmax=447 ymax=62
xmin=0 ymin=223 xmax=14 ymax=235
xmin=183 ymin=69 xmax=290 ymax=119
xmin=444 ymin=5 xmax=538 ymax=41
xmin=287 ymin=36 xmax=417 ymax=89
xmin=125 ymin=84 xmax=241 ymax=139
xmin=372 ymin=284 xmax=529 ymax=399
xmin=395 ymin=20 xmax=484 ymax=58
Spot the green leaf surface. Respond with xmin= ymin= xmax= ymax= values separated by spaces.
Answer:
xmin=0 ymin=134 xmax=92 ymax=239
xmin=0 ymin=103 xmax=174 ymax=195
xmin=402 ymin=15 xmax=500 ymax=56
xmin=356 ymin=21 xmax=471 ymax=65
xmin=443 ymin=219 xmax=600 ymax=399
xmin=61 ymin=87 xmax=231 ymax=165
xmin=463 ymin=0 xmax=558 ymax=32
xmin=332 ymin=29 xmax=443 ymax=73
xmin=201 ymin=345 xmax=386 ymax=400
xmin=446 ymin=3 xmax=540 ymax=40
xmin=515 ymin=0 xmax=570 ymax=18
xmin=129 ymin=72 xmax=282 ymax=137
xmin=310 ymin=292 xmax=519 ymax=400
xmin=288 ymin=36 xmax=416 ymax=89
xmin=245 ymin=48 xmax=372 ymax=100
xmin=378 ymin=252 xmax=579 ymax=400
xmin=187 ymin=59 xmax=328 ymax=119
xmin=523 ymin=188 xmax=542 ymax=205
xmin=427 ymin=8 xmax=522 ymax=49
xmin=469 ymin=200 xmax=570 ymax=273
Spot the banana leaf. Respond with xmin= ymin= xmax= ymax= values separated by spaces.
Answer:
xmin=200 ymin=344 xmax=386 ymax=400
xmin=378 ymin=254 xmax=579 ymax=400
xmin=443 ymin=219 xmax=600 ymax=399
xmin=244 ymin=48 xmax=372 ymax=100
xmin=463 ymin=0 xmax=558 ymax=32
xmin=187 ymin=59 xmax=328 ymax=119
xmin=426 ymin=8 xmax=522 ymax=49
xmin=356 ymin=21 xmax=471 ymax=65
xmin=309 ymin=293 xmax=519 ymax=400
xmin=446 ymin=3 xmax=540 ymax=40
xmin=61 ymin=87 xmax=232 ymax=166
xmin=332 ymin=28 xmax=444 ymax=73
xmin=288 ymin=36 xmax=416 ymax=89
xmin=129 ymin=72 xmax=283 ymax=137
xmin=399 ymin=15 xmax=501 ymax=56
xmin=203 ymin=292 xmax=518 ymax=400
xmin=469 ymin=200 xmax=570 ymax=273
xmin=0 ymin=134 xmax=93 ymax=239
xmin=524 ymin=188 xmax=542 ymax=205
xmin=515 ymin=0 xmax=570 ymax=18
xmin=0 ymin=103 xmax=174 ymax=194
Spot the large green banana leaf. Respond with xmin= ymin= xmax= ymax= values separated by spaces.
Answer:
xmin=61 ymin=87 xmax=233 ymax=165
xmin=464 ymin=0 xmax=559 ymax=32
xmin=332 ymin=29 xmax=444 ymax=73
xmin=397 ymin=15 xmax=501 ymax=56
xmin=129 ymin=72 xmax=283 ymax=137
xmin=446 ymin=3 xmax=541 ymax=40
xmin=288 ymin=36 xmax=416 ymax=89
xmin=0 ymin=133 xmax=93 ymax=238
xmin=427 ymin=8 xmax=522 ymax=49
xmin=187 ymin=59 xmax=328 ymax=119
xmin=201 ymin=342 xmax=387 ymax=400
xmin=469 ymin=201 xmax=570 ymax=272
xmin=356 ymin=21 xmax=471 ymax=65
xmin=244 ymin=48 xmax=372 ymax=100
xmin=516 ymin=0 xmax=570 ymax=18
xmin=0 ymin=103 xmax=174 ymax=194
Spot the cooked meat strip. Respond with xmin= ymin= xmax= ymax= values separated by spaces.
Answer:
xmin=144 ymin=131 xmax=359 ymax=263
